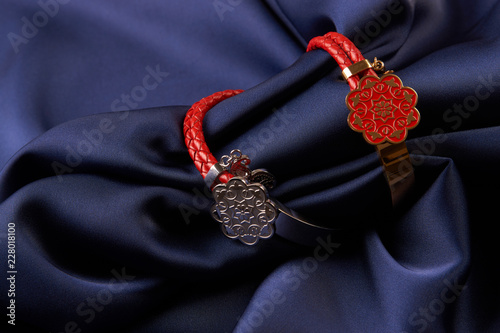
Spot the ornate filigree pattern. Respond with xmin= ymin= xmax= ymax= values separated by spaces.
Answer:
xmin=346 ymin=74 xmax=420 ymax=144
xmin=211 ymin=177 xmax=277 ymax=245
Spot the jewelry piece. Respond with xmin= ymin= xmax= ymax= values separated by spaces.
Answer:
xmin=307 ymin=32 xmax=420 ymax=205
xmin=184 ymin=90 xmax=336 ymax=245
xmin=184 ymin=32 xmax=420 ymax=245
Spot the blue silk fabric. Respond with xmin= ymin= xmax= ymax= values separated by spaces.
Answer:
xmin=1 ymin=0 xmax=499 ymax=332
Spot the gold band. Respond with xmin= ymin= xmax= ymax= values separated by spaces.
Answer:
xmin=374 ymin=142 xmax=414 ymax=206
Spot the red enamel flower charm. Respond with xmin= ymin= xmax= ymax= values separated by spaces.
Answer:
xmin=346 ymin=74 xmax=420 ymax=144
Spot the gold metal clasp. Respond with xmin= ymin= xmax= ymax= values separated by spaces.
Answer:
xmin=372 ymin=57 xmax=385 ymax=71
xmin=342 ymin=57 xmax=394 ymax=82
xmin=372 ymin=57 xmax=394 ymax=75
xmin=341 ymin=59 xmax=373 ymax=81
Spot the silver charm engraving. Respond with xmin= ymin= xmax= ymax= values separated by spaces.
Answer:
xmin=211 ymin=177 xmax=277 ymax=245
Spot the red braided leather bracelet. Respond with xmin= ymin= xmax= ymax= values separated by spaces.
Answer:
xmin=184 ymin=32 xmax=420 ymax=245
xmin=308 ymin=32 xmax=420 ymax=205
xmin=184 ymin=89 xmax=243 ymax=185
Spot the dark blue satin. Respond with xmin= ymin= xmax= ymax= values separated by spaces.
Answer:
xmin=1 ymin=0 xmax=499 ymax=332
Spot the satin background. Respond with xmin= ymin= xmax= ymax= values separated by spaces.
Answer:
xmin=1 ymin=0 xmax=499 ymax=332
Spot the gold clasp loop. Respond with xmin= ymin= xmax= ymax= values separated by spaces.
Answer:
xmin=341 ymin=59 xmax=373 ymax=81
xmin=372 ymin=57 xmax=385 ymax=71
xmin=372 ymin=57 xmax=394 ymax=75
xmin=342 ymin=57 xmax=395 ymax=82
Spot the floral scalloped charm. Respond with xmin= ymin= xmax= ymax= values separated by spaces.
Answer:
xmin=346 ymin=74 xmax=420 ymax=145
xmin=211 ymin=177 xmax=277 ymax=245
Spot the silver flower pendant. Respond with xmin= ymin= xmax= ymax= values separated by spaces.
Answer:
xmin=211 ymin=176 xmax=277 ymax=245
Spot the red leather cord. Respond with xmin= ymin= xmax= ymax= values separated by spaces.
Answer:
xmin=185 ymin=33 xmax=379 ymax=185
xmin=306 ymin=32 xmax=377 ymax=89
xmin=183 ymin=89 xmax=243 ymax=183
